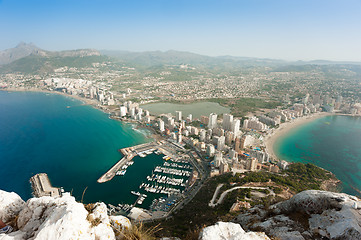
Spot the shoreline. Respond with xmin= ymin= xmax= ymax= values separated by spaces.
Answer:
xmin=2 ymin=87 xmax=101 ymax=109
xmin=1 ymin=88 xmax=155 ymax=141
xmin=264 ymin=112 xmax=332 ymax=161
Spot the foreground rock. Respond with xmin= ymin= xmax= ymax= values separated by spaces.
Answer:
xmin=0 ymin=190 xmax=130 ymax=240
xmin=236 ymin=190 xmax=361 ymax=240
xmin=199 ymin=222 xmax=270 ymax=240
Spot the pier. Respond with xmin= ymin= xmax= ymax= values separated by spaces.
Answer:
xmin=30 ymin=173 xmax=62 ymax=197
xmin=97 ymin=141 xmax=162 ymax=183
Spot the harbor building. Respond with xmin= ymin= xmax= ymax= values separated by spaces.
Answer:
xmin=30 ymin=173 xmax=62 ymax=198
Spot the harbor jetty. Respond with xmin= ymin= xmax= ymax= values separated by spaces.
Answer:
xmin=30 ymin=173 xmax=62 ymax=197
xmin=97 ymin=141 xmax=164 ymax=183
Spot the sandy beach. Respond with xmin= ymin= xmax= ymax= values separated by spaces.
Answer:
xmin=264 ymin=112 xmax=332 ymax=161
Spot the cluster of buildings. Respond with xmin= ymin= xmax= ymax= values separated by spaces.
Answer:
xmin=115 ymin=92 xmax=361 ymax=178
xmin=116 ymin=107 xmax=285 ymax=177
xmin=116 ymin=92 xmax=361 ymax=178
xmin=42 ymin=78 xmax=117 ymax=105
xmin=119 ymin=101 xmax=151 ymax=123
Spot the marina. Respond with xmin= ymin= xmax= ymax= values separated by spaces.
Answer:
xmin=98 ymin=140 xmax=199 ymax=220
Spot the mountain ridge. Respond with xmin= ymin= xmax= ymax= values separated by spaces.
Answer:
xmin=0 ymin=43 xmax=101 ymax=66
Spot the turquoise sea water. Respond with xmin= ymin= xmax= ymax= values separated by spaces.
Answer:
xmin=274 ymin=115 xmax=361 ymax=196
xmin=0 ymin=91 xmax=163 ymax=206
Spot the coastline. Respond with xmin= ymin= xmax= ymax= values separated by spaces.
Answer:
xmin=264 ymin=112 xmax=332 ymax=161
xmin=1 ymin=88 xmax=154 ymax=141
xmin=2 ymin=87 xmax=101 ymax=109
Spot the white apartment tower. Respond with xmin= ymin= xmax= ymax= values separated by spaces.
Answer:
xmin=120 ymin=106 xmax=127 ymax=117
xmin=158 ymin=119 xmax=165 ymax=132
xmin=199 ymin=129 xmax=206 ymax=142
xmin=231 ymin=119 xmax=240 ymax=135
xmin=176 ymin=111 xmax=182 ymax=121
xmin=217 ymin=136 xmax=225 ymax=151
xmin=206 ymin=144 xmax=215 ymax=157
xmin=187 ymin=114 xmax=192 ymax=122
xmin=208 ymin=113 xmax=218 ymax=129
xmin=222 ymin=114 xmax=233 ymax=131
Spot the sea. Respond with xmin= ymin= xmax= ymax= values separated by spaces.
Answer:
xmin=274 ymin=115 xmax=361 ymax=197
xmin=0 ymin=91 xmax=179 ymax=208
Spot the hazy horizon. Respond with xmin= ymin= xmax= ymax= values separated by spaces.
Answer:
xmin=1 ymin=0 xmax=361 ymax=62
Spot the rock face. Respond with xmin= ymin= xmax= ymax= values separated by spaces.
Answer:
xmin=236 ymin=190 xmax=361 ymax=240
xmin=0 ymin=190 xmax=130 ymax=240
xmin=199 ymin=222 xmax=270 ymax=240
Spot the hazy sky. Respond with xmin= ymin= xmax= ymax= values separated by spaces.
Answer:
xmin=1 ymin=0 xmax=360 ymax=61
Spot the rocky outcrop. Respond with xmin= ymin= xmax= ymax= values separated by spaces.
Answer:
xmin=199 ymin=222 xmax=270 ymax=240
xmin=236 ymin=190 xmax=361 ymax=240
xmin=0 ymin=190 xmax=130 ymax=240
xmin=2 ymin=189 xmax=361 ymax=240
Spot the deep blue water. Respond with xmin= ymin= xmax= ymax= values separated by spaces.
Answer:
xmin=274 ymin=115 xmax=361 ymax=196
xmin=0 ymin=91 xmax=158 ymax=205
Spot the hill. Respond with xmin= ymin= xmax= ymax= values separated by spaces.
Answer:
xmin=0 ymin=42 xmax=46 ymax=65
xmin=100 ymin=49 xmax=288 ymax=70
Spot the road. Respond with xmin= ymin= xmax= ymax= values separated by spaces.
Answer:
xmin=209 ymin=184 xmax=275 ymax=207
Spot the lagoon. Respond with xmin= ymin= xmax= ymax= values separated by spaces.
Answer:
xmin=141 ymin=102 xmax=230 ymax=119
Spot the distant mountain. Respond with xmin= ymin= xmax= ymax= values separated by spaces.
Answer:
xmin=0 ymin=55 xmax=112 ymax=74
xmin=101 ymin=49 xmax=211 ymax=67
xmin=0 ymin=42 xmax=46 ymax=65
xmin=100 ymin=50 xmax=287 ymax=69
xmin=0 ymin=42 xmax=101 ymax=66
xmin=293 ymin=59 xmax=361 ymax=65
xmin=2 ymin=43 xmax=361 ymax=75
xmin=0 ymin=43 xmax=105 ymax=74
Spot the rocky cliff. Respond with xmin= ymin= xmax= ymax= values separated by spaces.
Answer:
xmin=199 ymin=222 xmax=270 ymax=240
xmin=236 ymin=190 xmax=361 ymax=240
xmin=1 ymin=189 xmax=361 ymax=240
xmin=0 ymin=190 xmax=129 ymax=240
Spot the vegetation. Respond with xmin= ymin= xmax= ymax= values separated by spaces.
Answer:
xmin=207 ymin=97 xmax=281 ymax=117
xmin=240 ymin=163 xmax=332 ymax=192
xmin=0 ymin=55 xmax=115 ymax=74
xmin=149 ymin=163 xmax=335 ymax=239
xmin=117 ymin=223 xmax=160 ymax=240
xmin=160 ymin=97 xmax=281 ymax=117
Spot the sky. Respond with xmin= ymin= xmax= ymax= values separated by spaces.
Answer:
xmin=0 ymin=0 xmax=361 ymax=61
